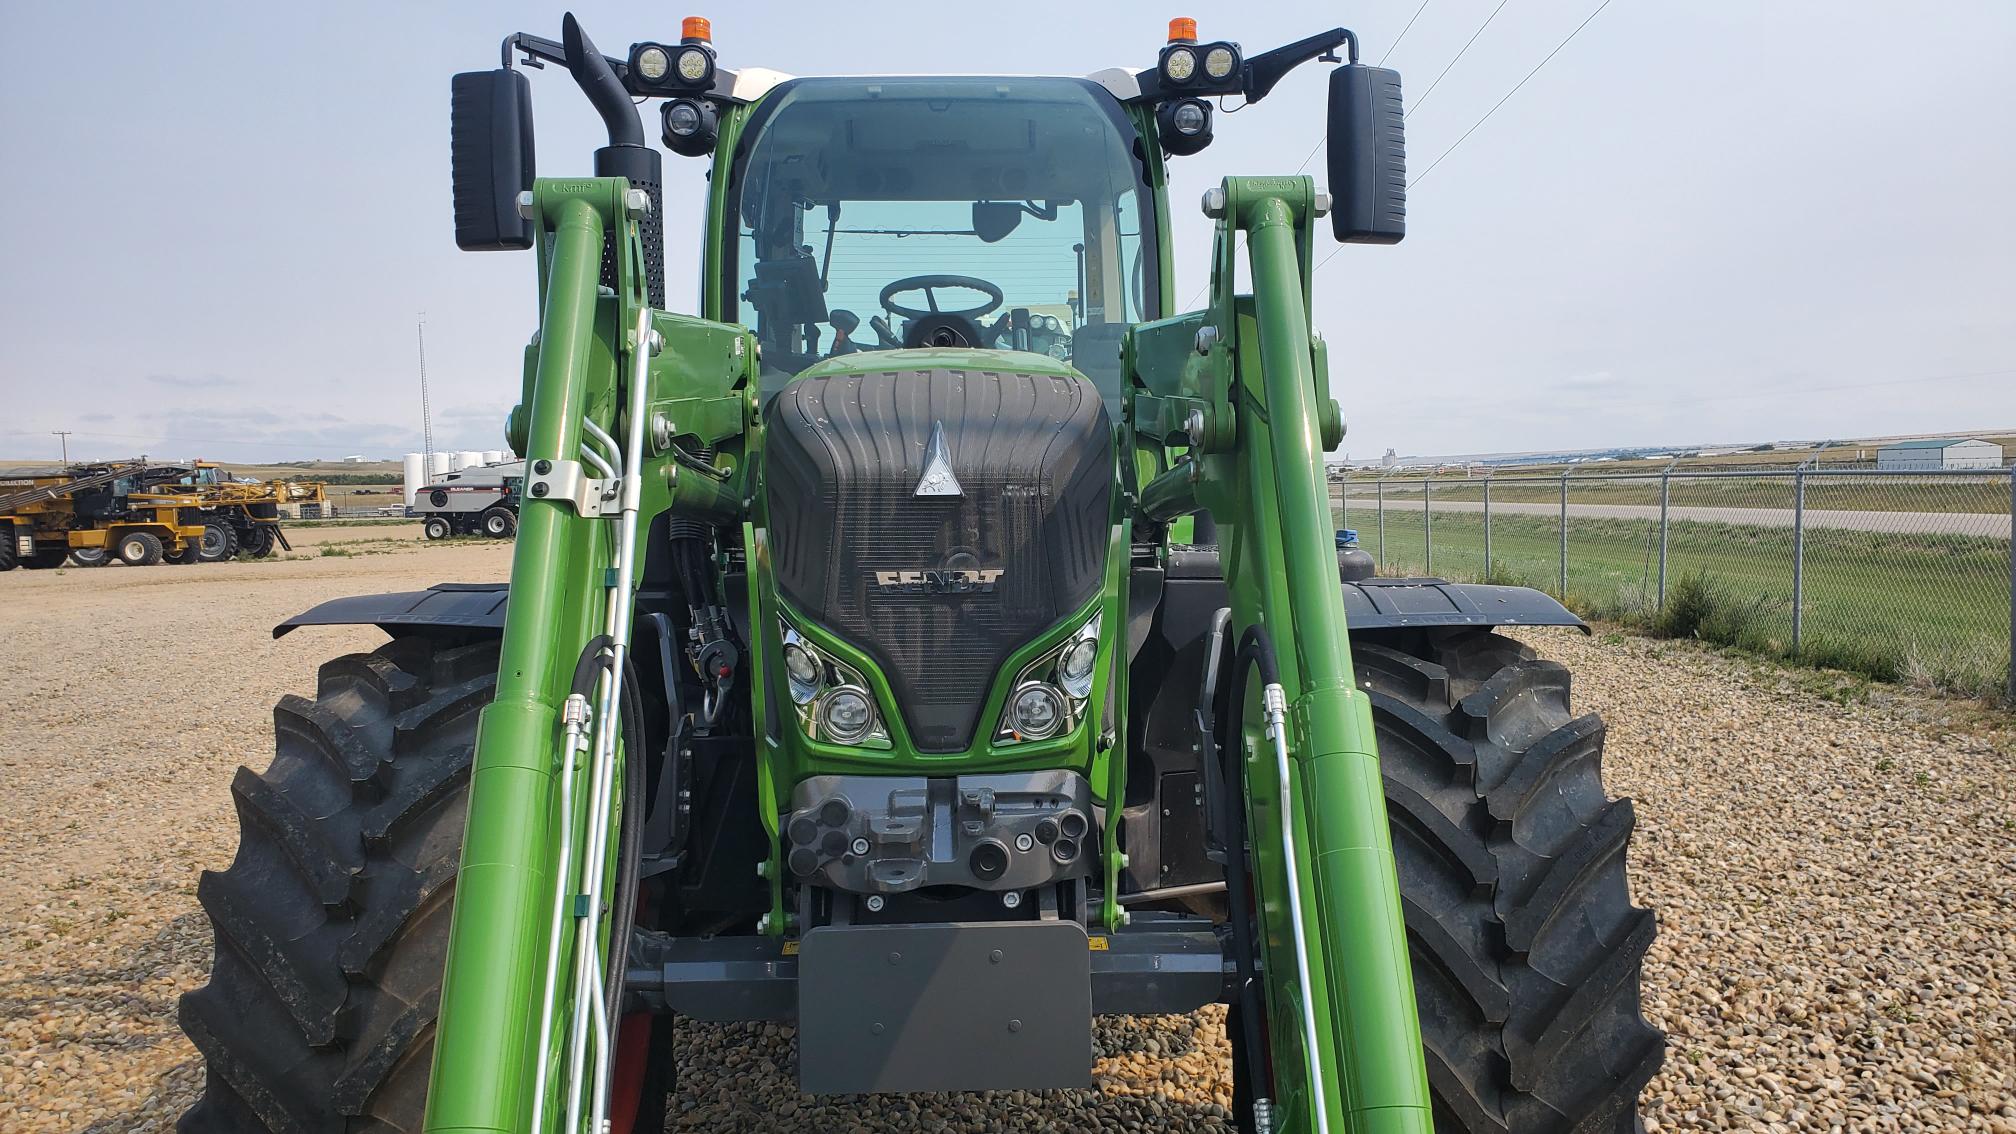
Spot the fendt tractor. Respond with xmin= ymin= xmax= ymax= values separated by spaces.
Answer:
xmin=178 ymin=15 xmax=1664 ymax=1134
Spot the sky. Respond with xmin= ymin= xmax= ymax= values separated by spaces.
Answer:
xmin=2 ymin=1 xmax=2011 ymax=464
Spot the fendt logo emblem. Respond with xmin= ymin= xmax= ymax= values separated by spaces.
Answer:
xmin=873 ymin=568 xmax=1005 ymax=594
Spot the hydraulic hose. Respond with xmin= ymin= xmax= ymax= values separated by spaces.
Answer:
xmin=605 ymin=652 xmax=647 ymax=1025
xmin=1218 ymin=624 xmax=1281 ymax=1125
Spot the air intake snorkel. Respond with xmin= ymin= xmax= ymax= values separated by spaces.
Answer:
xmin=561 ymin=13 xmax=666 ymax=308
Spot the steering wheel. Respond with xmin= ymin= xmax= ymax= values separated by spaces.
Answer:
xmin=878 ymin=274 xmax=1005 ymax=321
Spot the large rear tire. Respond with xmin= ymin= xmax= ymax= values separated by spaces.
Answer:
xmin=177 ymin=634 xmax=497 ymax=1133
xmin=1232 ymin=629 xmax=1664 ymax=1132
xmin=0 ymin=524 xmax=17 ymax=571
xmin=196 ymin=521 xmax=239 ymax=563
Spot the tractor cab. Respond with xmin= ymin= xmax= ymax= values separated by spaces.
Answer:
xmin=723 ymin=76 xmax=1156 ymax=399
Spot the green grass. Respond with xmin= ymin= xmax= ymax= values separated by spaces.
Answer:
xmin=1336 ymin=503 xmax=2012 ymax=701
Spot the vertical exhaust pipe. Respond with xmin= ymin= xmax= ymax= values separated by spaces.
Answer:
xmin=562 ymin=13 xmax=665 ymax=309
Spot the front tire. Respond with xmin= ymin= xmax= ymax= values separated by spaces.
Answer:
xmin=71 ymin=546 xmax=111 ymax=567
xmin=481 ymin=507 xmax=516 ymax=539
xmin=177 ymin=634 xmax=496 ymax=1133
xmin=117 ymin=531 xmax=165 ymax=566
xmin=1362 ymin=629 xmax=1663 ymax=1132
xmin=422 ymin=516 xmax=452 ymax=541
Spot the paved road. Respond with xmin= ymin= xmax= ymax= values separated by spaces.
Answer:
xmin=1335 ymin=494 xmax=2012 ymax=538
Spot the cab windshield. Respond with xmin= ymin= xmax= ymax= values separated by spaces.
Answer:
xmin=725 ymin=77 xmax=1158 ymax=394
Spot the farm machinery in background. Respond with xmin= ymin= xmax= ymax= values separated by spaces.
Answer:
xmin=176 ymin=13 xmax=1664 ymax=1134
xmin=0 ymin=459 xmax=326 ymax=568
xmin=411 ymin=458 xmax=527 ymax=539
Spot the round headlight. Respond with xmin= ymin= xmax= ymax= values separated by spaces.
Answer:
xmin=665 ymin=100 xmax=704 ymax=137
xmin=1058 ymin=638 xmax=1098 ymax=696
xmin=675 ymin=45 xmax=712 ymax=83
xmin=635 ymin=46 xmax=671 ymax=83
xmin=1172 ymin=101 xmax=1208 ymax=136
xmin=1162 ymin=46 xmax=1197 ymax=84
xmin=1010 ymin=683 xmax=1067 ymax=740
xmin=819 ymin=686 xmax=875 ymax=744
xmin=783 ymin=641 xmax=820 ymax=702
xmin=1203 ymin=45 xmax=1238 ymax=81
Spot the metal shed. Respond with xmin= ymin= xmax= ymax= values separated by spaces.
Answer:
xmin=1874 ymin=438 xmax=2003 ymax=470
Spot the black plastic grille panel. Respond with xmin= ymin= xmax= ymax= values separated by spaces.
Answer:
xmin=765 ymin=367 xmax=1113 ymax=751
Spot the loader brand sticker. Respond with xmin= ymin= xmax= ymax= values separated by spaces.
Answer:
xmin=872 ymin=567 xmax=1004 ymax=594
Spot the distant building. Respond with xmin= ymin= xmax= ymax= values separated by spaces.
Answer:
xmin=1875 ymin=438 xmax=2002 ymax=471
xmin=1380 ymin=447 xmax=1399 ymax=469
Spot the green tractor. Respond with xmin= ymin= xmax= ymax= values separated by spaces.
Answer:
xmin=178 ymin=14 xmax=1663 ymax=1134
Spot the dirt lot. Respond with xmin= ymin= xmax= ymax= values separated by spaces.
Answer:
xmin=2 ymin=534 xmax=2012 ymax=1132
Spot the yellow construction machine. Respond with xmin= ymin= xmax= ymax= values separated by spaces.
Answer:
xmin=0 ymin=459 xmax=327 ymax=568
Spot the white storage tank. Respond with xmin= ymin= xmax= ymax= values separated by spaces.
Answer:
xmin=428 ymin=452 xmax=452 ymax=480
xmin=402 ymin=453 xmax=426 ymax=509
xmin=482 ymin=450 xmax=505 ymax=467
xmin=458 ymin=450 xmax=484 ymax=472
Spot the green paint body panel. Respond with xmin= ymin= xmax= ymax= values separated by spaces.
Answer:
xmin=424 ymin=68 xmax=1431 ymax=1133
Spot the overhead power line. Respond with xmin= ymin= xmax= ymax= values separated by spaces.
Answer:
xmin=1409 ymin=0 xmax=1616 ymax=189
xmin=1296 ymin=0 xmax=1437 ymax=174
xmin=1314 ymin=0 xmax=1617 ymax=275
xmin=1382 ymin=0 xmax=1436 ymax=65
xmin=1406 ymin=0 xmax=1512 ymax=119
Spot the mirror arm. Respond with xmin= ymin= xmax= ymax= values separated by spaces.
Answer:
xmin=1242 ymin=28 xmax=1356 ymax=103
xmin=503 ymin=32 xmax=628 ymax=80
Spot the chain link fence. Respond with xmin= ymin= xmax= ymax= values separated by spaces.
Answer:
xmin=1335 ymin=463 xmax=2016 ymax=702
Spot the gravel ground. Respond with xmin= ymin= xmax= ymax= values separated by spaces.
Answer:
xmin=1 ymin=539 xmax=2011 ymax=1132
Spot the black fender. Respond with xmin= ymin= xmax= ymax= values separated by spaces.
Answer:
xmin=271 ymin=582 xmax=509 ymax=638
xmin=1161 ymin=548 xmax=1587 ymax=633
xmin=1117 ymin=550 xmax=1586 ymax=896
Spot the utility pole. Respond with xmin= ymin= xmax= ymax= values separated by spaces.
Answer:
xmin=417 ymin=313 xmax=434 ymax=474
xmin=52 ymin=430 xmax=72 ymax=465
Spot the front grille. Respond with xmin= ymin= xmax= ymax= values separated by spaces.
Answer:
xmin=765 ymin=366 xmax=1112 ymax=751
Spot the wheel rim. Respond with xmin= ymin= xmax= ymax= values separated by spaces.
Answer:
xmin=203 ymin=528 xmax=227 ymax=556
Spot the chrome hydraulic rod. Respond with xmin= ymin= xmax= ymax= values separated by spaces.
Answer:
xmin=528 ymin=693 xmax=590 ymax=1134
xmin=564 ymin=304 xmax=658 ymax=1134
xmin=1264 ymin=680 xmax=1329 ymax=1134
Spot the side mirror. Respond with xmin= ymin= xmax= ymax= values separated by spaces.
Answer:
xmin=972 ymin=202 xmax=1024 ymax=243
xmin=450 ymin=69 xmax=536 ymax=251
xmin=1325 ymin=62 xmax=1405 ymax=244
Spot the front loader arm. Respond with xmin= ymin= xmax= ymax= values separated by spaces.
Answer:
xmin=426 ymin=179 xmax=756 ymax=1134
xmin=1130 ymin=177 xmax=1432 ymax=1134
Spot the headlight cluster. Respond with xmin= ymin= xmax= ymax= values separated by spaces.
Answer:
xmin=632 ymin=18 xmax=721 ymax=157
xmin=628 ymin=18 xmax=717 ymax=93
xmin=1157 ymin=19 xmax=1243 ymax=94
xmin=997 ymin=612 xmax=1102 ymax=743
xmin=780 ymin=622 xmax=888 ymax=747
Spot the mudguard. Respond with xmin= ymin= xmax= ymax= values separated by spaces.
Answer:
xmin=271 ymin=582 xmax=509 ymax=638
xmin=272 ymin=568 xmax=1585 ymax=641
